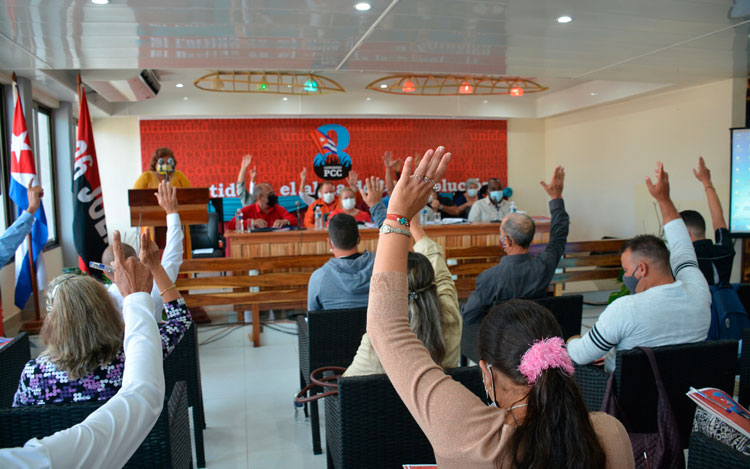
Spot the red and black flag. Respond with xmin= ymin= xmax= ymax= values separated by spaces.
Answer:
xmin=73 ymin=77 xmax=108 ymax=277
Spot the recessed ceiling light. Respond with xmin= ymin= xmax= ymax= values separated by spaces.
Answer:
xmin=91 ymin=0 xmax=109 ymax=4
xmin=176 ymin=83 xmax=184 ymax=88
xmin=557 ymin=15 xmax=572 ymax=23
xmin=589 ymin=92 xmax=597 ymax=96
xmin=366 ymin=97 xmax=371 ymax=101
xmin=379 ymin=84 xmax=388 ymax=89
xmin=483 ymin=100 xmax=488 ymax=104
xmin=282 ymin=97 xmax=288 ymax=101
xmin=183 ymin=97 xmax=188 ymax=101
xmin=355 ymin=2 xmax=371 ymax=11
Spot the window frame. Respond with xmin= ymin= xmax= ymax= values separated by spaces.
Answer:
xmin=31 ymin=104 xmax=59 ymax=250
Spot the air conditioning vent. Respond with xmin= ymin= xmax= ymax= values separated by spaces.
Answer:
xmin=81 ymin=69 xmax=161 ymax=102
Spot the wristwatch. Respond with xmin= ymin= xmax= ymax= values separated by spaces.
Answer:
xmin=379 ymin=224 xmax=411 ymax=238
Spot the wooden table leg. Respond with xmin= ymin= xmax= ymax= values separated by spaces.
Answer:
xmin=250 ymin=303 xmax=261 ymax=347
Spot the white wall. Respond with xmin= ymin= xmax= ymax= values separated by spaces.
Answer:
xmin=93 ymin=116 xmax=143 ymax=246
xmin=544 ymin=79 xmax=737 ymax=242
xmin=507 ymin=119 xmax=547 ymax=216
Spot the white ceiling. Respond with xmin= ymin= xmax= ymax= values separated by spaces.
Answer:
xmin=0 ymin=0 xmax=748 ymax=117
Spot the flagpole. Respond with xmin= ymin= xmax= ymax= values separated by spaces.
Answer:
xmin=13 ymin=73 xmax=41 ymax=323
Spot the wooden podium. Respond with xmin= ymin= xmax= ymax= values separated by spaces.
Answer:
xmin=128 ymin=188 xmax=211 ymax=323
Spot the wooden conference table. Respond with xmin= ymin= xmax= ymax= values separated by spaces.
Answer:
xmin=224 ymin=219 xmax=551 ymax=258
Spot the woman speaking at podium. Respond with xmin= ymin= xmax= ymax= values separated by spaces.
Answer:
xmin=134 ymin=147 xmax=191 ymax=189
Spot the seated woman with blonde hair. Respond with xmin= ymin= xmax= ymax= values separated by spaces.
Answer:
xmin=13 ymin=231 xmax=191 ymax=406
xmin=344 ymin=203 xmax=461 ymax=376
xmin=366 ymin=147 xmax=634 ymax=468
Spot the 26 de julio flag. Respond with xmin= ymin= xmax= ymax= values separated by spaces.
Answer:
xmin=73 ymin=84 xmax=108 ymax=277
xmin=9 ymin=82 xmax=48 ymax=309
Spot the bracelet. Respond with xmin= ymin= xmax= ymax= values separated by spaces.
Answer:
xmin=160 ymin=284 xmax=177 ymax=296
xmin=386 ymin=214 xmax=410 ymax=226
xmin=380 ymin=224 xmax=411 ymax=238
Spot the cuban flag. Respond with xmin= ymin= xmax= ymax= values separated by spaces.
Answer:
xmin=9 ymin=83 xmax=48 ymax=309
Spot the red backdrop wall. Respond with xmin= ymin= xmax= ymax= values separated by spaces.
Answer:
xmin=139 ymin=118 xmax=507 ymax=197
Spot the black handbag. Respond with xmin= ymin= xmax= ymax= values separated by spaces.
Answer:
xmin=601 ymin=346 xmax=684 ymax=469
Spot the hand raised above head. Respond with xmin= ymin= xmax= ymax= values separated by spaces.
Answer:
xmin=645 ymin=161 xmax=671 ymax=202
xmin=26 ymin=180 xmax=44 ymax=214
xmin=155 ymin=179 xmax=178 ymax=214
xmin=138 ymin=229 xmax=161 ymax=272
xmin=693 ymin=156 xmax=712 ymax=186
xmin=387 ymin=146 xmax=451 ymax=220
xmin=112 ymin=230 xmax=153 ymax=298
xmin=540 ymin=166 xmax=565 ymax=199
xmin=241 ymin=154 xmax=253 ymax=168
xmin=359 ymin=176 xmax=384 ymax=208
xmin=300 ymin=167 xmax=307 ymax=182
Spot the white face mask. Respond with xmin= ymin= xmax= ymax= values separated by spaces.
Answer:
xmin=466 ymin=188 xmax=478 ymax=198
xmin=342 ymin=198 xmax=356 ymax=210
xmin=322 ymin=192 xmax=335 ymax=204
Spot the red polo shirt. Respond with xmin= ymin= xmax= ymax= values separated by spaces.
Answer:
xmin=227 ymin=203 xmax=298 ymax=230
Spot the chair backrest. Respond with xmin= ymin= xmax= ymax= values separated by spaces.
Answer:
xmin=614 ymin=340 xmax=738 ymax=449
xmin=302 ymin=308 xmax=368 ymax=379
xmin=189 ymin=211 xmax=220 ymax=250
xmin=532 ymin=294 xmax=583 ymax=340
xmin=0 ymin=381 xmax=191 ymax=468
xmin=0 ymin=333 xmax=30 ymax=408
xmin=328 ymin=366 xmax=484 ymax=468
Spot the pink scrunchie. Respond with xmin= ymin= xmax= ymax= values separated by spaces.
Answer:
xmin=517 ymin=337 xmax=575 ymax=385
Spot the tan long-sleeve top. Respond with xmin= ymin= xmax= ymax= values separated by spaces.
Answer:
xmin=344 ymin=236 xmax=462 ymax=377
xmin=367 ymin=271 xmax=635 ymax=468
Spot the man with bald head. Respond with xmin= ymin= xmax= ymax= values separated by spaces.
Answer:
xmin=103 ymin=180 xmax=183 ymax=320
xmin=227 ymin=183 xmax=297 ymax=230
xmin=461 ymin=167 xmax=569 ymax=324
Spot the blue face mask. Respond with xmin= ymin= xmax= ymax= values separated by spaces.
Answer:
xmin=623 ymin=268 xmax=641 ymax=294
xmin=490 ymin=190 xmax=504 ymax=202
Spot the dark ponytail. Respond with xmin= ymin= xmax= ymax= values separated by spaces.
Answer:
xmin=478 ymin=300 xmax=606 ymax=468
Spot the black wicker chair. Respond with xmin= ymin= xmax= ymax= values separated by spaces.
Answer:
xmin=164 ymin=322 xmax=206 ymax=467
xmin=574 ymin=341 xmax=738 ymax=449
xmin=688 ymin=431 xmax=750 ymax=468
xmin=325 ymin=366 xmax=485 ymax=469
xmin=0 ymin=380 xmax=193 ymax=468
xmin=296 ymin=307 xmax=368 ymax=455
xmin=460 ymin=295 xmax=583 ymax=365
xmin=0 ymin=332 xmax=30 ymax=408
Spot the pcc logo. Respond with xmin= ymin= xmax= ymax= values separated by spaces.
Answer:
xmin=309 ymin=124 xmax=352 ymax=180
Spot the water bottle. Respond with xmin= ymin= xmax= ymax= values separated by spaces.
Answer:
xmin=420 ymin=208 xmax=428 ymax=225
xmin=294 ymin=397 xmax=305 ymax=423
xmin=510 ymin=201 xmax=517 ymax=213
xmin=314 ymin=206 xmax=323 ymax=230
xmin=236 ymin=209 xmax=244 ymax=232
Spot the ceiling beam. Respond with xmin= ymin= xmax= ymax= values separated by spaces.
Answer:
xmin=336 ymin=0 xmax=402 ymax=71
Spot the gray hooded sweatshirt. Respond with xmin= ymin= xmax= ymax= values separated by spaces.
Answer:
xmin=307 ymin=250 xmax=374 ymax=311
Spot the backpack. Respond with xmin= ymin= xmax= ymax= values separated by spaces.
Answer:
xmin=706 ymin=285 xmax=750 ymax=341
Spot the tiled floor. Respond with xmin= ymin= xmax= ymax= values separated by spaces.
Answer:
xmin=195 ymin=292 xmax=611 ymax=468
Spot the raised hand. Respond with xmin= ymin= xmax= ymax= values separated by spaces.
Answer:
xmin=155 ymin=179 xmax=178 ymax=214
xmin=241 ymin=154 xmax=253 ymax=169
xmin=26 ymin=181 xmax=44 ymax=215
xmin=112 ymin=230 xmax=153 ymax=297
xmin=388 ymin=146 xmax=451 ymax=220
xmin=138 ymin=229 xmax=161 ymax=272
xmin=540 ymin=166 xmax=565 ymax=199
xmin=645 ymin=161 xmax=670 ymax=202
xmin=693 ymin=156 xmax=712 ymax=187
xmin=250 ymin=166 xmax=257 ymax=183
xmin=300 ymin=167 xmax=307 ymax=185
xmin=359 ymin=176 xmax=384 ymax=208
xmin=346 ymin=170 xmax=359 ymax=189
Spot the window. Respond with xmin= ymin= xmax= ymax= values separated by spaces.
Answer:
xmin=32 ymin=106 xmax=57 ymax=246
xmin=0 ymin=87 xmax=7 ymax=232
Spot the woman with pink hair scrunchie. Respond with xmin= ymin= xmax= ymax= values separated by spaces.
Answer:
xmin=366 ymin=146 xmax=633 ymax=468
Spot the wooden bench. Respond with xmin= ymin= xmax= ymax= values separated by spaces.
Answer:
xmin=177 ymin=254 xmax=331 ymax=346
xmin=446 ymin=238 xmax=626 ymax=298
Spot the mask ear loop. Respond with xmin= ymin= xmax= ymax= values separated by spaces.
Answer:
xmin=486 ymin=364 xmax=498 ymax=407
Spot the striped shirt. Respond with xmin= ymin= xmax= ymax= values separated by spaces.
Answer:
xmin=568 ymin=219 xmax=711 ymax=372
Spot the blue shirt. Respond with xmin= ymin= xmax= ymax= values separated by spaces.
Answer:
xmin=0 ymin=211 xmax=34 ymax=265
